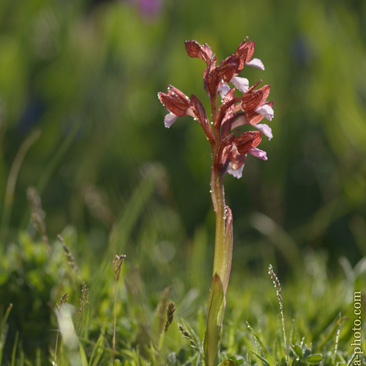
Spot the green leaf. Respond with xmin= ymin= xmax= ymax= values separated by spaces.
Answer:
xmin=79 ymin=343 xmax=88 ymax=366
xmin=89 ymin=333 xmax=105 ymax=366
xmin=204 ymin=274 xmax=225 ymax=366
xmin=305 ymin=354 xmax=323 ymax=364
xmin=292 ymin=344 xmax=303 ymax=358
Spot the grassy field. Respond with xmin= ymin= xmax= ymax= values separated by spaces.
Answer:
xmin=0 ymin=180 xmax=365 ymax=365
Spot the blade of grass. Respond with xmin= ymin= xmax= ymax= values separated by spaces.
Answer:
xmin=246 ymin=322 xmax=276 ymax=366
xmin=109 ymin=164 xmax=165 ymax=254
xmin=37 ymin=123 xmax=79 ymax=195
xmin=1 ymin=129 xmax=41 ymax=237
xmin=79 ymin=343 xmax=88 ymax=366
xmin=0 ymin=303 xmax=13 ymax=365
xmin=89 ymin=333 xmax=105 ymax=366
xmin=247 ymin=349 xmax=270 ymax=366
xmin=319 ymin=315 xmax=344 ymax=349
xmin=11 ymin=331 xmax=18 ymax=366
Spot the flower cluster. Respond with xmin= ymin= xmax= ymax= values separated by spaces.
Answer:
xmin=158 ymin=38 xmax=274 ymax=178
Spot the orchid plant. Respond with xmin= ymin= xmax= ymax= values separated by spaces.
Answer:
xmin=158 ymin=38 xmax=274 ymax=366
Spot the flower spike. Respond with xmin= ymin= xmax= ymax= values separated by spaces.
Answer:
xmin=158 ymin=37 xmax=274 ymax=366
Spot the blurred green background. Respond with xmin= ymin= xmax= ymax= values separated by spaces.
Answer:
xmin=0 ymin=0 xmax=365 ymax=360
xmin=0 ymin=0 xmax=366 ymax=264
xmin=1 ymin=0 xmax=365 ymax=265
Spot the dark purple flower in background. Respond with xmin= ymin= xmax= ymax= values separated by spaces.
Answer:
xmin=136 ymin=0 xmax=162 ymax=19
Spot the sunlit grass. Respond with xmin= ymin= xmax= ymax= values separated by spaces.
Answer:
xmin=0 ymin=174 xmax=364 ymax=365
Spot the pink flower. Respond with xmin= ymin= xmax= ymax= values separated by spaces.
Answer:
xmin=158 ymin=85 xmax=214 ymax=143
xmin=158 ymin=38 xmax=274 ymax=179
xmin=221 ymin=131 xmax=267 ymax=178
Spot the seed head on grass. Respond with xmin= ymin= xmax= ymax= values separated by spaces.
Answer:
xmin=113 ymin=254 xmax=126 ymax=282
xmin=77 ymin=282 xmax=89 ymax=327
xmin=268 ymin=264 xmax=287 ymax=360
xmin=58 ymin=234 xmax=79 ymax=273
xmin=178 ymin=323 xmax=200 ymax=353
xmin=268 ymin=265 xmax=283 ymax=305
xmin=27 ymin=186 xmax=50 ymax=250
xmin=57 ymin=293 xmax=69 ymax=309
xmin=156 ymin=286 xmax=171 ymax=335
xmin=164 ymin=302 xmax=176 ymax=333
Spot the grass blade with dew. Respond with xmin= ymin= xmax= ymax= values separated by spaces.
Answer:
xmin=319 ymin=314 xmax=345 ymax=350
xmin=268 ymin=264 xmax=288 ymax=363
xmin=246 ymin=322 xmax=276 ymax=366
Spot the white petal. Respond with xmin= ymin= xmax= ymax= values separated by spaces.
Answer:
xmin=255 ymin=104 xmax=274 ymax=121
xmin=248 ymin=147 xmax=268 ymax=161
xmin=164 ymin=113 xmax=178 ymax=128
xmin=230 ymin=76 xmax=249 ymax=93
xmin=255 ymin=123 xmax=273 ymax=140
xmin=245 ymin=58 xmax=265 ymax=70
xmin=218 ymin=83 xmax=230 ymax=99
xmin=227 ymin=163 xmax=245 ymax=179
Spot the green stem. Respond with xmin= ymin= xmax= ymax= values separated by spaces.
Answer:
xmin=204 ymin=165 xmax=227 ymax=366
xmin=210 ymin=90 xmax=226 ymax=279
xmin=204 ymin=90 xmax=233 ymax=366
xmin=211 ymin=166 xmax=226 ymax=279
xmin=112 ymin=280 xmax=118 ymax=366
